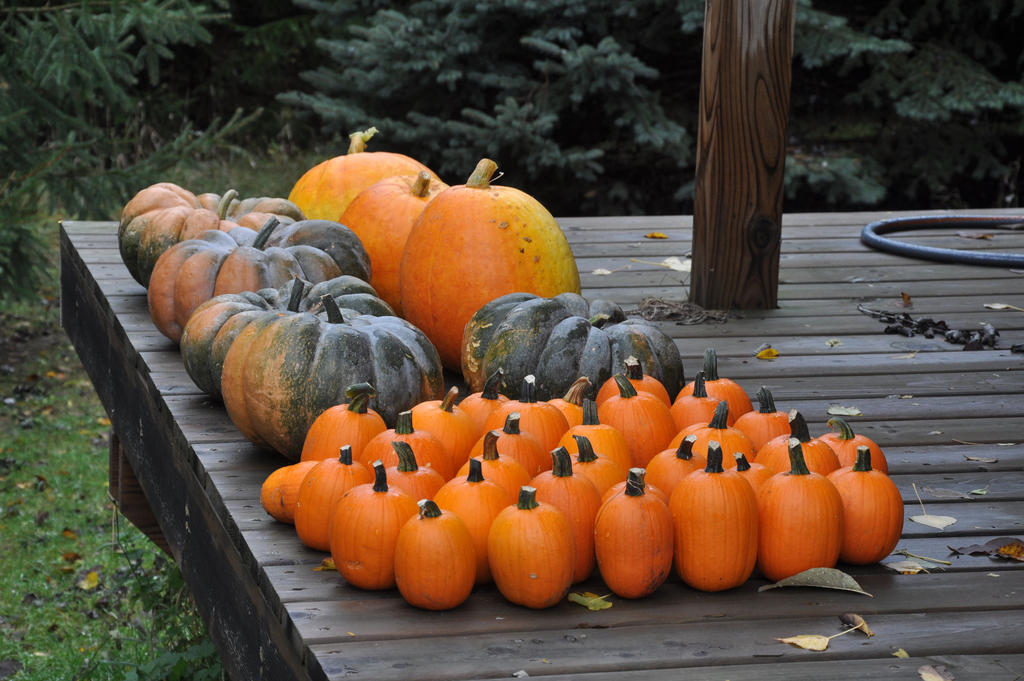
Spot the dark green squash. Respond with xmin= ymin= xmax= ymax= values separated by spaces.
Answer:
xmin=461 ymin=292 xmax=684 ymax=400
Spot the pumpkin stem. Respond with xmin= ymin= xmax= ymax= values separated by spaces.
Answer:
xmin=516 ymin=485 xmax=539 ymax=510
xmin=345 ymin=382 xmax=377 ymax=414
xmin=704 ymin=441 xmax=725 ymax=473
xmin=285 ymin=278 xmax=307 ymax=312
xmin=321 ymin=294 xmax=345 ymax=324
xmin=827 ymin=416 xmax=856 ymax=441
xmin=481 ymin=369 xmax=504 ymax=400
xmin=756 ymin=386 xmax=778 ymax=414
xmin=411 ymin=171 xmax=432 ymax=198
xmin=503 ymin=412 xmax=521 ymax=435
xmin=519 ymin=375 xmax=538 ymax=403
xmin=625 ymin=468 xmax=646 ymax=497
xmin=467 ymin=457 xmax=485 ymax=483
xmin=216 ymin=189 xmax=239 ymax=219
xmin=789 ymin=411 xmax=811 ymax=442
xmin=691 ymin=371 xmax=708 ymax=399
xmin=348 ymin=126 xmax=378 ymax=154
xmin=466 ymin=158 xmax=499 ymax=189
xmin=702 ymin=348 xmax=720 ymax=382
xmin=624 ymin=356 xmax=643 ymax=381
xmin=338 ymin=444 xmax=353 ymax=465
xmin=440 ymin=386 xmax=459 ymax=413
xmin=561 ymin=376 xmax=592 ymax=406
xmin=581 ymin=398 xmax=600 ymax=426
xmin=551 ymin=447 xmax=573 ymax=477
xmin=573 ymin=435 xmax=597 ymax=463
xmin=734 ymin=452 xmax=752 ymax=472
xmin=676 ymin=435 xmax=696 ymax=461
xmin=785 ymin=438 xmax=811 ymax=476
xmin=853 ymin=445 xmax=874 ymax=472
xmin=252 ymin=216 xmax=280 ymax=250
xmin=395 ymin=410 xmax=414 ymax=435
xmin=613 ymin=374 xmax=638 ymax=399
xmin=482 ymin=430 xmax=501 ymax=461
xmin=392 ymin=441 xmax=419 ymax=472
xmin=708 ymin=400 xmax=730 ymax=429
xmin=371 ymin=460 xmax=389 ymax=492
xmin=418 ymin=498 xmax=442 ymax=519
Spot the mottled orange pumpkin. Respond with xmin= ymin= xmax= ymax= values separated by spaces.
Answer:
xmin=400 ymin=159 xmax=581 ymax=369
xmin=394 ymin=499 xmax=477 ymax=610
xmin=828 ymin=446 xmax=903 ymax=564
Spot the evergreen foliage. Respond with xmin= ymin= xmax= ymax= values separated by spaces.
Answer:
xmin=283 ymin=0 xmax=1024 ymax=216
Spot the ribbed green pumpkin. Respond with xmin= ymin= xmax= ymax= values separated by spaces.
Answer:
xmin=219 ymin=294 xmax=444 ymax=460
xmin=181 ymin=276 xmax=394 ymax=400
xmin=462 ymin=292 xmax=683 ymax=400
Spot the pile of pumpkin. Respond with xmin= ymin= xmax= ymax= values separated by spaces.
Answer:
xmin=261 ymin=349 xmax=902 ymax=611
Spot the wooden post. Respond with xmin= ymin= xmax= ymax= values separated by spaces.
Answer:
xmin=690 ymin=0 xmax=795 ymax=309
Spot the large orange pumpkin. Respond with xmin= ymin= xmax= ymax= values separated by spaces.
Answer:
xmin=288 ymin=127 xmax=440 ymax=221
xmin=400 ymin=158 xmax=581 ymax=369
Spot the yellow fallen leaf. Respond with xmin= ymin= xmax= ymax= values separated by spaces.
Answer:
xmin=893 ymin=648 xmax=910 ymax=658
xmin=910 ymin=514 xmax=957 ymax=530
xmin=996 ymin=540 xmax=1024 ymax=561
xmin=825 ymin=338 xmax=842 ymax=348
xmin=77 ymin=571 xmax=100 ymax=590
xmin=777 ymin=634 xmax=830 ymax=651
xmin=839 ymin=613 xmax=874 ymax=637
xmin=984 ymin=303 xmax=1024 ymax=312
xmin=918 ymin=664 xmax=955 ymax=681
xmin=884 ymin=559 xmax=927 ymax=574
xmin=827 ymin=405 xmax=862 ymax=417
xmin=756 ymin=347 xmax=779 ymax=360
xmin=644 ymin=232 xmax=669 ymax=239
xmin=568 ymin=592 xmax=613 ymax=610
xmin=314 ymin=557 xmax=336 ymax=571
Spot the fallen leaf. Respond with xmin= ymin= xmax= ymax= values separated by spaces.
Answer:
xmin=892 ymin=648 xmax=910 ymax=658
xmin=77 ymin=571 xmax=100 ymax=591
xmin=918 ymin=664 xmax=955 ymax=681
xmin=591 ymin=268 xmax=614 ymax=275
xmin=839 ymin=613 xmax=874 ymax=637
xmin=969 ymin=487 xmax=989 ymax=496
xmin=957 ymin=231 xmax=994 ymax=240
xmin=827 ymin=405 xmax=862 ymax=417
xmin=892 ymin=548 xmax=952 ymax=566
xmin=984 ymin=303 xmax=1024 ymax=312
xmin=629 ymin=256 xmax=691 ymax=272
xmin=927 ymin=430 xmax=943 ymax=435
xmin=947 ymin=537 xmax=1023 ymax=556
xmin=884 ymin=559 xmax=927 ymax=574
xmin=756 ymin=347 xmax=779 ymax=360
xmin=920 ymin=486 xmax=973 ymax=500
xmin=568 ymin=592 xmax=613 ymax=610
xmin=900 ymin=291 xmax=913 ymax=306
xmin=963 ymin=455 xmax=998 ymax=463
xmin=313 ymin=557 xmax=336 ymax=571
xmin=909 ymin=514 xmax=958 ymax=530
xmin=890 ymin=352 xmax=918 ymax=359
xmin=899 ymin=394 xmax=914 ymax=399
xmin=643 ymin=232 xmax=669 ymax=239
xmin=826 ymin=338 xmax=842 ymax=348
xmin=995 ymin=539 xmax=1024 ymax=561
xmin=777 ymin=634 xmax=830 ymax=651
xmin=758 ymin=567 xmax=873 ymax=597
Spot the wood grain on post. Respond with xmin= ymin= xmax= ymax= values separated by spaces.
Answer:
xmin=690 ymin=0 xmax=795 ymax=309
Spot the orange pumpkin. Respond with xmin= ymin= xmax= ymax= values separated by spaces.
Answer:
xmin=394 ymin=499 xmax=476 ymax=610
xmin=488 ymin=486 xmax=575 ymax=609
xmin=594 ymin=468 xmax=674 ymax=599
xmin=288 ymin=127 xmax=440 ymax=221
xmin=556 ymin=399 xmax=633 ymax=473
xmin=400 ymin=158 xmax=581 ymax=369
xmin=756 ymin=438 xmax=844 ymax=582
xmin=601 ymin=478 xmax=669 ymax=507
xmin=596 ymin=355 xmax=670 ymax=406
xmin=300 ymin=382 xmax=387 ymax=463
xmin=294 ymin=445 xmax=373 ymax=551
xmin=819 ymin=416 xmax=889 ymax=474
xmin=670 ymin=442 xmax=758 ymax=591
xmin=668 ymin=401 xmax=754 ymax=469
xmin=546 ymin=376 xmax=593 ymax=428
xmin=457 ymin=368 xmax=510 ymax=437
xmin=733 ymin=386 xmax=791 ymax=452
xmin=329 ymin=461 xmax=418 ymax=590
xmin=457 ymin=430 xmax=532 ymax=504
xmin=644 ymin=434 xmax=700 ymax=499
xmin=674 ymin=348 xmax=751 ymax=420
xmin=433 ymin=458 xmax=510 ymax=584
xmin=733 ymin=452 xmax=773 ymax=497
xmin=259 ymin=460 xmax=317 ymax=524
xmin=597 ymin=375 xmax=676 ymax=468
xmin=530 ymin=447 xmax=602 ymax=583
xmin=411 ymin=386 xmax=477 ymax=474
xmin=570 ymin=435 xmax=628 ymax=496
xmin=482 ymin=375 xmax=569 ymax=457
xmin=756 ymin=411 xmax=840 ymax=476
xmin=828 ymin=446 xmax=903 ymax=564
xmin=385 ymin=441 xmax=447 ymax=501
xmin=468 ymin=412 xmax=548 ymax=478
xmin=361 ymin=410 xmax=453 ymax=480
xmin=669 ymin=371 xmax=720 ymax=431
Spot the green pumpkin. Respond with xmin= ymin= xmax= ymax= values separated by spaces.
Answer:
xmin=462 ymin=292 xmax=684 ymax=400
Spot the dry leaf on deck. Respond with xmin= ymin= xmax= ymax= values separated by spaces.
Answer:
xmin=921 ymin=486 xmax=973 ymax=500
xmin=997 ymin=540 xmax=1024 ymax=561
xmin=957 ymin=231 xmax=994 ymax=240
xmin=826 ymin=338 xmax=842 ymax=348
xmin=660 ymin=256 xmax=691 ymax=272
xmin=984 ymin=303 xmax=1024 ymax=312
xmin=756 ymin=347 xmax=780 ymax=360
xmin=839 ymin=613 xmax=874 ymax=637
xmin=969 ymin=487 xmax=989 ymax=496
xmin=591 ymin=268 xmax=614 ymax=275
xmin=909 ymin=514 xmax=958 ymax=530
xmin=758 ymin=567 xmax=873 ymax=597
xmin=963 ymin=455 xmax=998 ymax=463
xmin=901 ymin=292 xmax=913 ymax=306
xmin=892 ymin=648 xmax=910 ymax=658
xmin=884 ymin=559 xmax=927 ymax=574
xmin=568 ymin=592 xmax=613 ymax=610
xmin=313 ymin=557 xmax=336 ymax=571
xmin=777 ymin=634 xmax=831 ymax=651
xmin=827 ymin=405 xmax=862 ymax=417
xmin=918 ymin=664 xmax=956 ymax=681
xmin=643 ymin=232 xmax=669 ymax=239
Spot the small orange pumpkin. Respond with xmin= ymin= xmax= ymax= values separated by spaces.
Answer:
xmin=733 ymin=386 xmax=791 ymax=452
xmin=733 ymin=452 xmax=773 ymax=497
xmin=570 ymin=435 xmax=628 ymax=496
xmin=457 ymin=430 xmax=532 ymax=504
xmin=819 ymin=416 xmax=889 ymax=474
xmin=756 ymin=411 xmax=840 ymax=476
xmin=669 ymin=371 xmax=720 ymax=431
xmin=411 ymin=386 xmax=477 ymax=475
xmin=483 ymin=375 xmax=570 ymax=456
xmin=468 ymin=412 xmax=548 ymax=478
xmin=644 ymin=434 xmax=700 ymax=499
xmin=385 ymin=441 xmax=447 ymax=501
xmin=457 ymin=368 xmax=510 ymax=437
xmin=596 ymin=356 xmax=671 ymax=407
xmin=674 ymin=348 xmax=751 ymax=420
xmin=394 ymin=499 xmax=477 ymax=610
xmin=361 ymin=410 xmax=453 ymax=480
xmin=294 ymin=445 xmax=373 ymax=551
xmin=259 ymin=460 xmax=317 ymax=524
xmin=828 ymin=446 xmax=903 ymax=565
xmin=598 ymin=374 xmax=676 ymax=468
xmin=547 ymin=376 xmax=593 ymax=428
xmin=668 ymin=400 xmax=754 ymax=469
xmin=300 ymin=383 xmax=387 ymax=463
xmin=556 ymin=399 xmax=633 ymax=473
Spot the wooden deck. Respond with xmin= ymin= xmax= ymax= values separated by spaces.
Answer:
xmin=60 ymin=209 xmax=1024 ymax=681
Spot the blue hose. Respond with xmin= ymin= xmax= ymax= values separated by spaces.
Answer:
xmin=860 ymin=214 xmax=1024 ymax=267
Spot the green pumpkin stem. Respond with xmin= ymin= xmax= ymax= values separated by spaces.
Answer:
xmin=516 ymin=485 xmax=539 ymax=510
xmin=392 ymin=441 xmax=419 ymax=472
xmin=216 ymin=189 xmax=239 ymax=219
xmin=482 ymin=430 xmax=501 ymax=461
xmin=418 ymin=498 xmax=442 ymax=519
xmin=551 ymin=447 xmax=573 ymax=477
xmin=624 ymin=356 xmax=643 ymax=380
xmin=345 ymin=383 xmax=377 ymax=413
xmin=573 ymin=435 xmax=597 ymax=463
xmin=466 ymin=158 xmax=498 ymax=189
xmin=582 ymin=398 xmax=600 ymax=426
xmin=503 ymin=412 xmax=521 ymax=435
xmin=252 ymin=216 xmax=280 ymax=249
xmin=853 ymin=445 xmax=874 ymax=472
xmin=702 ymin=348 xmax=721 ymax=382
xmin=625 ymin=468 xmax=646 ymax=497
xmin=613 ymin=374 xmax=638 ymax=399
xmin=704 ymin=442 xmax=725 ymax=473
xmin=786 ymin=438 xmax=811 ymax=476
xmin=371 ymin=460 xmax=388 ymax=492
xmin=411 ymin=171 xmax=432 ymax=198
xmin=348 ymin=127 xmax=378 ymax=154
xmin=321 ymin=294 xmax=345 ymax=324
xmin=519 ymin=375 xmax=538 ymax=403
xmin=286 ymin=278 xmax=307 ymax=312
xmin=756 ymin=386 xmax=778 ymax=414
xmin=789 ymin=411 xmax=811 ymax=442
xmin=709 ymin=400 xmax=730 ymax=429
xmin=395 ymin=410 xmax=414 ymax=435
xmin=562 ymin=376 xmax=592 ymax=406
xmin=692 ymin=371 xmax=708 ymax=398
xmin=467 ymin=457 xmax=485 ymax=483
xmin=827 ymin=416 xmax=856 ymax=441
xmin=734 ymin=452 xmax=752 ymax=472
xmin=338 ymin=445 xmax=353 ymax=465
xmin=676 ymin=435 xmax=696 ymax=461
xmin=481 ymin=369 xmax=504 ymax=400
xmin=440 ymin=386 xmax=459 ymax=412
